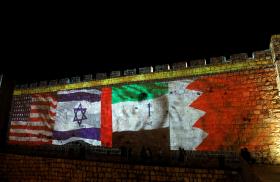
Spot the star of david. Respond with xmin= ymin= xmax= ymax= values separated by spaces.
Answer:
xmin=73 ymin=103 xmax=87 ymax=126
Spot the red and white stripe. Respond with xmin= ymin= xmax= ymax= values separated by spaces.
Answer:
xmin=9 ymin=94 xmax=57 ymax=145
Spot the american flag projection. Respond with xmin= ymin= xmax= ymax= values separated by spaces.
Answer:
xmin=9 ymin=94 xmax=57 ymax=145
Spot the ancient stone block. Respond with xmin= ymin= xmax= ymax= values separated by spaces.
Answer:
xmin=29 ymin=82 xmax=38 ymax=88
xmin=229 ymin=53 xmax=248 ymax=62
xmin=172 ymin=62 xmax=187 ymax=70
xmin=189 ymin=59 xmax=206 ymax=67
xmin=209 ymin=56 xmax=226 ymax=64
xmin=154 ymin=64 xmax=170 ymax=72
xmin=123 ymin=68 xmax=137 ymax=76
xmin=83 ymin=74 xmax=93 ymax=81
xmin=110 ymin=71 xmax=121 ymax=78
xmin=49 ymin=80 xmax=58 ymax=86
xmin=39 ymin=81 xmax=48 ymax=87
xmin=252 ymin=49 xmax=272 ymax=59
xmin=20 ymin=84 xmax=28 ymax=89
xmin=96 ymin=73 xmax=107 ymax=80
xmin=71 ymin=76 xmax=81 ymax=83
xmin=139 ymin=66 xmax=153 ymax=74
xmin=59 ymin=78 xmax=70 ymax=84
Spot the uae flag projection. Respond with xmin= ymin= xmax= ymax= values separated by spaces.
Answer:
xmin=109 ymin=80 xmax=206 ymax=150
xmin=8 ymin=79 xmax=207 ymax=150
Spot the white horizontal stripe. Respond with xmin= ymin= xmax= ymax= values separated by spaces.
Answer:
xmin=11 ymin=121 xmax=52 ymax=128
xmin=30 ymin=113 xmax=55 ymax=121
xmin=32 ymin=97 xmax=57 ymax=105
xmin=54 ymin=100 xmax=100 ymax=131
xmin=52 ymin=138 xmax=101 ymax=146
xmin=58 ymin=89 xmax=101 ymax=95
xmin=31 ymin=105 xmax=56 ymax=112
xmin=10 ymin=129 xmax=52 ymax=137
xmin=9 ymin=136 xmax=50 ymax=142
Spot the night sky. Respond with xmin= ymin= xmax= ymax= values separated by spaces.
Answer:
xmin=2 ymin=9 xmax=279 ymax=84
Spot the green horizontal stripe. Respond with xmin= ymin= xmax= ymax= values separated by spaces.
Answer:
xmin=112 ymin=82 xmax=168 ymax=104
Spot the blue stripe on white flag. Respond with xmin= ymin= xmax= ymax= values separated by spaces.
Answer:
xmin=53 ymin=128 xmax=100 ymax=140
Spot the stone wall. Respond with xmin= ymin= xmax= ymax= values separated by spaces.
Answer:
xmin=186 ymin=66 xmax=280 ymax=164
xmin=0 ymin=153 xmax=240 ymax=182
xmin=270 ymin=35 xmax=280 ymax=95
xmin=0 ymin=34 xmax=279 ymax=181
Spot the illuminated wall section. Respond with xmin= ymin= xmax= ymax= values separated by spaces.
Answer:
xmin=8 ymin=58 xmax=280 ymax=164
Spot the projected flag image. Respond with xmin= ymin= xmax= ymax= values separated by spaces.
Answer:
xmin=53 ymin=89 xmax=102 ymax=145
xmin=6 ymin=48 xmax=278 ymax=167
xmin=110 ymin=80 xmax=206 ymax=151
xmin=8 ymin=79 xmax=208 ymax=150
xmin=9 ymin=93 xmax=57 ymax=145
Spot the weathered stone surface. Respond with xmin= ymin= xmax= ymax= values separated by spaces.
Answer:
xmin=252 ymin=49 xmax=272 ymax=59
xmin=209 ymin=56 xmax=226 ymax=64
xmin=229 ymin=53 xmax=248 ymax=62
xmin=110 ymin=71 xmax=121 ymax=78
xmin=39 ymin=81 xmax=48 ymax=87
xmin=29 ymin=82 xmax=37 ymax=88
xmin=83 ymin=74 xmax=93 ymax=81
xmin=71 ymin=76 xmax=81 ymax=83
xmin=124 ymin=68 xmax=137 ymax=76
xmin=49 ymin=80 xmax=58 ymax=86
xmin=189 ymin=59 xmax=206 ymax=67
xmin=96 ymin=73 xmax=107 ymax=80
xmin=154 ymin=64 xmax=170 ymax=72
xmin=20 ymin=84 xmax=28 ymax=89
xmin=172 ymin=62 xmax=187 ymax=70
xmin=0 ymin=153 xmax=234 ymax=181
xmin=139 ymin=66 xmax=153 ymax=74
xmin=59 ymin=78 xmax=70 ymax=84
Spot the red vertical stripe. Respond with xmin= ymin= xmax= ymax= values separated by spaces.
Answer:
xmin=101 ymin=88 xmax=112 ymax=147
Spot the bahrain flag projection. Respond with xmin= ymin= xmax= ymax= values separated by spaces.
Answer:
xmin=186 ymin=70 xmax=273 ymax=151
xmin=8 ymin=79 xmax=207 ymax=149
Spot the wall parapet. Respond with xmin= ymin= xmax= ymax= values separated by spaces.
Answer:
xmin=15 ymin=34 xmax=280 ymax=91
xmin=16 ymin=50 xmax=275 ymax=91
xmin=13 ymin=59 xmax=273 ymax=95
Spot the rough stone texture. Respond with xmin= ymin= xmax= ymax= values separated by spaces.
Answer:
xmin=139 ymin=66 xmax=153 ymax=74
xmin=252 ymin=49 xmax=272 ymax=60
xmin=124 ymin=68 xmax=137 ymax=76
xmin=83 ymin=74 xmax=93 ymax=81
xmin=59 ymin=78 xmax=70 ymax=84
xmin=71 ymin=76 xmax=81 ymax=83
xmin=49 ymin=79 xmax=58 ymax=86
xmin=96 ymin=73 xmax=107 ymax=80
xmin=1 ymin=35 xmax=280 ymax=182
xmin=0 ymin=153 xmax=239 ymax=181
xmin=188 ymin=59 xmax=206 ymax=67
xmin=209 ymin=56 xmax=226 ymax=64
xmin=29 ymin=82 xmax=37 ymax=88
xmin=39 ymin=81 xmax=48 ymax=87
xmin=229 ymin=53 xmax=248 ymax=62
xmin=154 ymin=64 xmax=170 ymax=72
xmin=270 ymin=34 xmax=280 ymax=95
xmin=187 ymin=67 xmax=280 ymax=165
xmin=172 ymin=62 xmax=187 ymax=70
xmin=110 ymin=71 xmax=121 ymax=78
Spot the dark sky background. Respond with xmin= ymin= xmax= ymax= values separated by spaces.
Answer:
xmin=2 ymin=8 xmax=279 ymax=84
